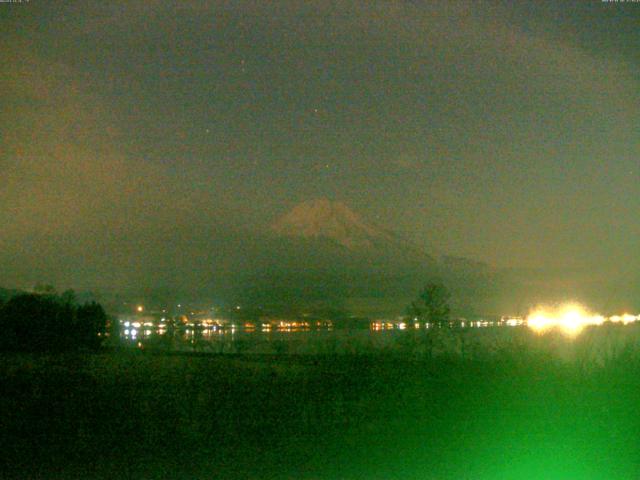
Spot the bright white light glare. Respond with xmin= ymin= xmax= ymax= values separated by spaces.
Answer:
xmin=505 ymin=318 xmax=522 ymax=327
xmin=610 ymin=314 xmax=640 ymax=325
xmin=526 ymin=303 xmax=636 ymax=336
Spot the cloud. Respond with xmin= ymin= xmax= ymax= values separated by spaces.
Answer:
xmin=1 ymin=1 xmax=637 ymax=291
xmin=392 ymin=153 xmax=421 ymax=170
xmin=0 ymin=43 xmax=240 ymax=289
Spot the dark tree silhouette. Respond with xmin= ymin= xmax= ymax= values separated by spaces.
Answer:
xmin=33 ymin=283 xmax=56 ymax=295
xmin=407 ymin=282 xmax=451 ymax=327
xmin=75 ymin=302 xmax=107 ymax=350
xmin=60 ymin=289 xmax=77 ymax=306
xmin=0 ymin=293 xmax=107 ymax=352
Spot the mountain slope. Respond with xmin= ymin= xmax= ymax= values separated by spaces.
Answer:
xmin=272 ymin=198 xmax=394 ymax=250
xmin=271 ymin=198 xmax=433 ymax=264
xmin=227 ymin=199 xmax=505 ymax=316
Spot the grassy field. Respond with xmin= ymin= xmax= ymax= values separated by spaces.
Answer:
xmin=1 ymin=331 xmax=640 ymax=479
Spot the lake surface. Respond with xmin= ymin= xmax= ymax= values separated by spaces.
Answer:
xmin=115 ymin=317 xmax=640 ymax=362
xmin=118 ymin=321 xmax=408 ymax=355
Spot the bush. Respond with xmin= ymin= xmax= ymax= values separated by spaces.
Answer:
xmin=0 ymin=293 xmax=106 ymax=352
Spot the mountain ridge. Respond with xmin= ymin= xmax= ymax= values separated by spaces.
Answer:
xmin=271 ymin=198 xmax=432 ymax=263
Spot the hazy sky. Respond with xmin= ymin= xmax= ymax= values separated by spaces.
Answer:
xmin=1 ymin=1 xmax=639 ymax=290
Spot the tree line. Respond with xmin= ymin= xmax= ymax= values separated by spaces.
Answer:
xmin=407 ymin=282 xmax=452 ymax=326
xmin=0 ymin=290 xmax=107 ymax=352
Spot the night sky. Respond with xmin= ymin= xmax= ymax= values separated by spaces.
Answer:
xmin=1 ymin=1 xmax=639 ymax=291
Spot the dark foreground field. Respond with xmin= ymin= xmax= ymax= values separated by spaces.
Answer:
xmin=1 ymin=345 xmax=640 ymax=479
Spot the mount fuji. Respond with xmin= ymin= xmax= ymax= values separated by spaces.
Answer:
xmin=270 ymin=198 xmax=434 ymax=266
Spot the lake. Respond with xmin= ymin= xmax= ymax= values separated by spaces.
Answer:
xmin=115 ymin=317 xmax=640 ymax=364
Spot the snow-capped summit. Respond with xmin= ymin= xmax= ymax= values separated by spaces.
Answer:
xmin=271 ymin=198 xmax=394 ymax=250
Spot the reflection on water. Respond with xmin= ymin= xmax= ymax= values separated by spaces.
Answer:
xmin=116 ymin=310 xmax=640 ymax=356
xmin=118 ymin=318 xmax=339 ymax=354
